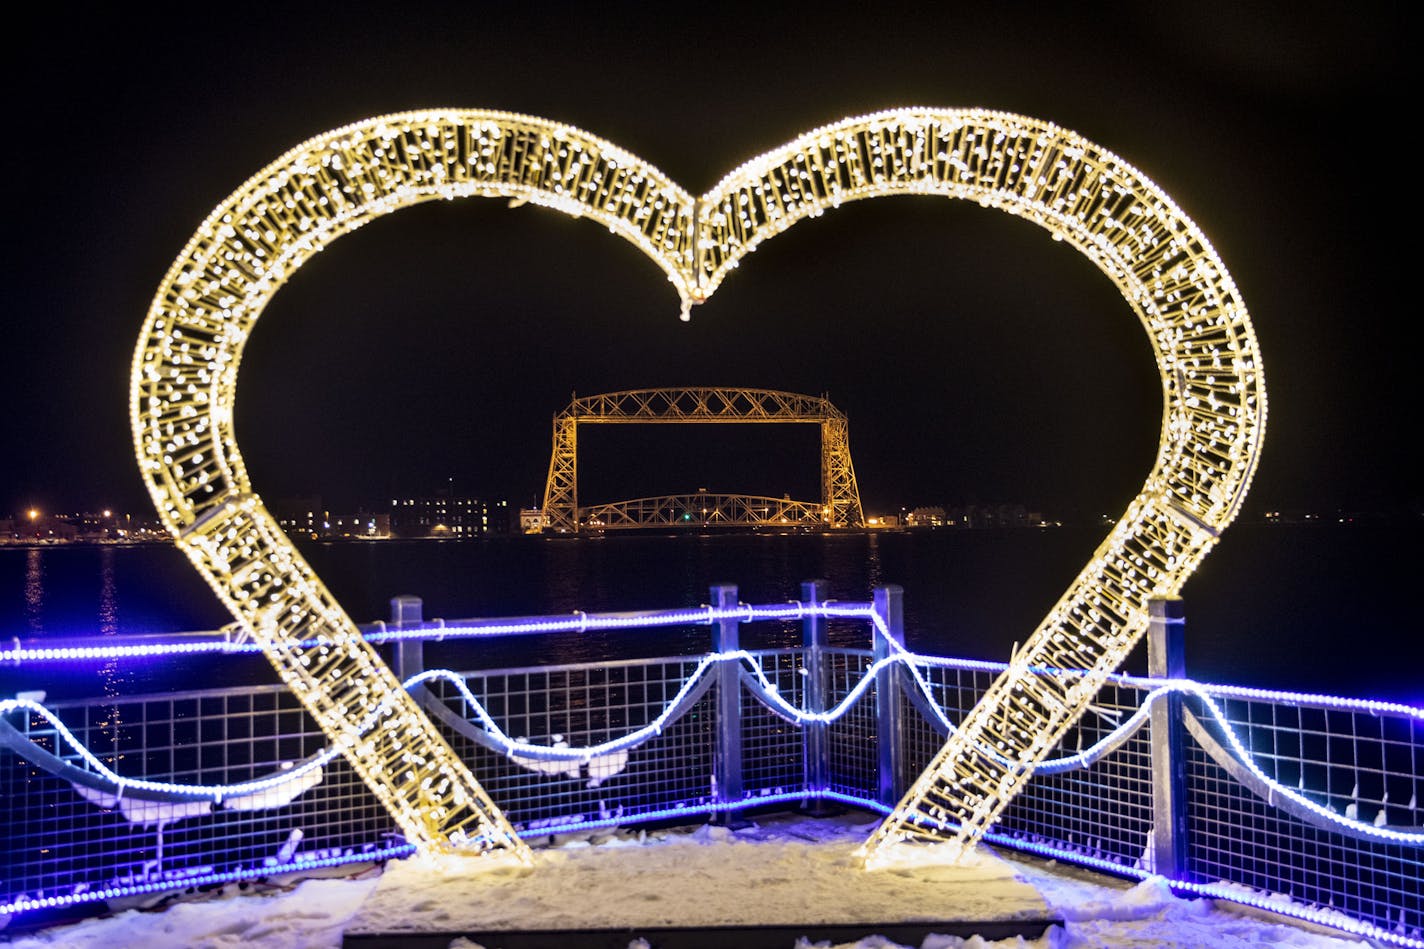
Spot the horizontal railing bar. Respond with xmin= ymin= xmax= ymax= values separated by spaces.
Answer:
xmin=368 ymin=601 xmax=874 ymax=640
xmin=1113 ymin=674 xmax=1424 ymax=718
xmin=17 ymin=655 xmax=1422 ymax=725
xmin=36 ymin=653 xmax=710 ymax=711
xmin=34 ymin=647 xmax=815 ymax=712
xmin=2 ymin=600 xmax=877 ymax=664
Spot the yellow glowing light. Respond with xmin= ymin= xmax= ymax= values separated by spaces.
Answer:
xmin=132 ymin=108 xmax=1264 ymax=861
xmin=541 ymin=388 xmax=863 ymax=532
xmin=27 ymin=508 xmax=38 ymax=521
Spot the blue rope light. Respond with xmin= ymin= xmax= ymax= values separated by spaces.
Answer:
xmin=837 ymin=788 xmax=1423 ymax=948
xmin=3 ymin=584 xmax=1419 ymax=947
xmin=1 ymin=696 xmax=340 ymax=802
xmin=0 ymin=844 xmax=416 ymax=917
xmin=0 ymin=639 xmax=257 ymax=662
xmin=3 ymin=604 xmax=1421 ymax=939
xmin=974 ymin=828 xmax=1424 ymax=949
xmin=6 ymin=650 xmax=1420 ymax=844
xmin=0 ymin=600 xmax=879 ymax=663
xmin=3 ymin=783 xmax=1414 ymax=949
xmin=744 ymin=659 xmax=1424 ymax=844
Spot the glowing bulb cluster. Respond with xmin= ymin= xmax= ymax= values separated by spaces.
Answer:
xmin=131 ymin=108 xmax=1264 ymax=857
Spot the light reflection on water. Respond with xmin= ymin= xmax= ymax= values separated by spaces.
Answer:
xmin=1 ymin=524 xmax=1419 ymax=703
xmin=23 ymin=547 xmax=43 ymax=636
xmin=864 ymin=532 xmax=884 ymax=590
xmin=96 ymin=546 xmax=133 ymax=750
xmin=98 ymin=545 xmax=118 ymax=637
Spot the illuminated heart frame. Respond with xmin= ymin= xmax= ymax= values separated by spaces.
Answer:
xmin=131 ymin=108 xmax=1265 ymax=860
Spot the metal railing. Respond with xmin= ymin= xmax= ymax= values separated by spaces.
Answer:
xmin=2 ymin=584 xmax=1420 ymax=946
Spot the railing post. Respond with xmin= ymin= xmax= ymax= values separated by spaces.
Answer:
xmin=710 ymin=584 xmax=744 ymax=820
xmin=1148 ymin=596 xmax=1187 ymax=878
xmin=391 ymin=595 xmax=424 ymax=683
xmin=801 ymin=579 xmax=833 ymax=813
xmin=873 ymin=584 xmax=905 ymax=809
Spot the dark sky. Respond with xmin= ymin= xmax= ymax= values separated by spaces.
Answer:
xmin=3 ymin=4 xmax=1412 ymax=519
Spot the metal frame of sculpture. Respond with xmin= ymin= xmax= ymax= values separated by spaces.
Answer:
xmin=131 ymin=108 xmax=1265 ymax=859
xmin=540 ymin=387 xmax=864 ymax=532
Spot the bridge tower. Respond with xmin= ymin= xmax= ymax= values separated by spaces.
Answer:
xmin=544 ymin=413 xmax=579 ymax=531
xmin=540 ymin=388 xmax=864 ymax=532
xmin=820 ymin=411 xmax=858 ymax=530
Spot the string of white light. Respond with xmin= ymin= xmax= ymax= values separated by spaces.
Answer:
xmin=1 ymin=697 xmax=340 ymax=801
xmin=7 ymin=659 xmax=1417 ymax=843
xmin=130 ymin=109 xmax=1265 ymax=851
xmin=1 ymin=601 xmax=877 ymax=663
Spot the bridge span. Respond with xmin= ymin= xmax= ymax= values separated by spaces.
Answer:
xmin=580 ymin=492 xmax=827 ymax=531
xmin=539 ymin=387 xmax=864 ymax=532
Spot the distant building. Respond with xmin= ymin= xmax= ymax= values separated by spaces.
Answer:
xmin=271 ymin=496 xmax=325 ymax=536
xmin=901 ymin=503 xmax=1053 ymax=529
xmin=325 ymin=513 xmax=391 ymax=539
xmin=520 ymin=508 xmax=550 ymax=534
xmin=271 ymin=496 xmax=391 ymax=539
xmin=2 ymin=511 xmax=78 ymax=541
xmin=905 ymin=506 xmax=947 ymax=528
xmin=950 ymin=503 xmax=1032 ymax=529
xmin=388 ymin=494 xmax=510 ymax=538
xmin=72 ymin=511 xmax=120 ymax=540
xmin=0 ymin=511 xmax=161 ymax=544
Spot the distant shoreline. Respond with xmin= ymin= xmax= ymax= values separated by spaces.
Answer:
xmin=1 ymin=513 xmax=1416 ymax=552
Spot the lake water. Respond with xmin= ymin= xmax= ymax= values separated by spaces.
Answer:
xmin=2 ymin=523 xmax=1419 ymax=702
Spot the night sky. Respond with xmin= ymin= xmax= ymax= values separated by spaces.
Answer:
xmin=3 ymin=4 xmax=1412 ymax=520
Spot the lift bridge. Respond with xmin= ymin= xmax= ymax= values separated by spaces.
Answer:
xmin=539 ymin=387 xmax=865 ymax=533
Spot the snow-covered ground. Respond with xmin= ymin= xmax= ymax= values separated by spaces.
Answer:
xmin=3 ymin=812 xmax=1372 ymax=949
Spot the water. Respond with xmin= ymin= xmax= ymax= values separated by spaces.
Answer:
xmin=2 ymin=523 xmax=1419 ymax=702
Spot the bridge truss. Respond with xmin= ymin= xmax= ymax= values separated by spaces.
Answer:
xmin=540 ymin=388 xmax=864 ymax=533
xmin=132 ymin=108 xmax=1264 ymax=861
xmin=581 ymin=492 xmax=826 ymax=530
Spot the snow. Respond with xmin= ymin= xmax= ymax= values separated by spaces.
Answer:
xmin=2 ymin=812 xmax=1373 ymax=949
xmin=2 ymin=874 xmax=379 ymax=949
xmin=350 ymin=816 xmax=1046 ymax=934
xmin=509 ymin=735 xmax=629 ymax=787
xmin=224 ymin=764 xmax=326 ymax=811
xmin=71 ymin=784 xmax=213 ymax=828
xmin=67 ymin=761 xmax=324 ymax=823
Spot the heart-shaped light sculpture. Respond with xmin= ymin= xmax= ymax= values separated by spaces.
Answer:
xmin=132 ymin=108 xmax=1265 ymax=861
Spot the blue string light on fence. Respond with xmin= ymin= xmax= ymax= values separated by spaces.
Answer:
xmin=0 ymin=600 xmax=879 ymax=663
xmin=6 ymin=650 xmax=1419 ymax=844
xmin=3 ymin=594 xmax=1421 ymax=945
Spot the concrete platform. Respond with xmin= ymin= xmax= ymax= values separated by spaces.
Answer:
xmin=343 ymin=812 xmax=1059 ymax=948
